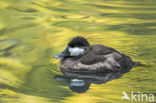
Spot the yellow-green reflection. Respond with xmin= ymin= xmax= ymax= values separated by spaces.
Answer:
xmin=0 ymin=0 xmax=156 ymax=103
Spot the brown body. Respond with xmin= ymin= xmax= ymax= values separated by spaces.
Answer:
xmin=59 ymin=44 xmax=134 ymax=73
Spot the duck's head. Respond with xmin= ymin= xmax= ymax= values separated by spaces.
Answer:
xmin=54 ymin=36 xmax=91 ymax=59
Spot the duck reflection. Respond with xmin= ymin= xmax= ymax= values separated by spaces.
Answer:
xmin=55 ymin=68 xmax=131 ymax=93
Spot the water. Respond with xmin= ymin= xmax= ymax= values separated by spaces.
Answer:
xmin=0 ymin=0 xmax=156 ymax=103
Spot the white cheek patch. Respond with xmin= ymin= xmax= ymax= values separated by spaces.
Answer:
xmin=69 ymin=47 xmax=84 ymax=56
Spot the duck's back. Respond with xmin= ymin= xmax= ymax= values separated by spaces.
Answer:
xmin=91 ymin=44 xmax=119 ymax=55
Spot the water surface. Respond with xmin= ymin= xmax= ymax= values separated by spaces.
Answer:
xmin=0 ymin=0 xmax=156 ymax=103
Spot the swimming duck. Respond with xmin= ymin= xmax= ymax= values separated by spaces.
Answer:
xmin=54 ymin=36 xmax=134 ymax=73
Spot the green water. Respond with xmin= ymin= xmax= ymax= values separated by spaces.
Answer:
xmin=0 ymin=0 xmax=156 ymax=103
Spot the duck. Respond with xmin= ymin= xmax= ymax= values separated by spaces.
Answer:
xmin=54 ymin=36 xmax=134 ymax=73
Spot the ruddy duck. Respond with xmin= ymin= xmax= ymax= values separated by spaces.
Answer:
xmin=54 ymin=36 xmax=134 ymax=73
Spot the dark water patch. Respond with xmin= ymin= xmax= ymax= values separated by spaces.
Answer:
xmin=60 ymin=15 xmax=89 ymax=19
xmin=134 ymin=62 xmax=152 ymax=67
xmin=0 ymin=94 xmax=7 ymax=97
xmin=0 ymin=39 xmax=17 ymax=52
xmin=99 ymin=13 xmax=156 ymax=20
xmin=0 ymin=23 xmax=38 ymax=35
xmin=107 ymin=23 xmax=156 ymax=35
xmin=0 ymin=39 xmax=18 ymax=56
xmin=7 ymin=6 xmax=38 ymax=13
xmin=87 ymin=4 xmax=156 ymax=10
xmin=30 ymin=1 xmax=75 ymax=13
xmin=104 ymin=1 xmax=156 ymax=6
xmin=113 ymin=3 xmax=156 ymax=6
xmin=0 ymin=84 xmax=18 ymax=92
xmin=137 ymin=47 xmax=156 ymax=60
xmin=46 ymin=7 xmax=72 ymax=12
